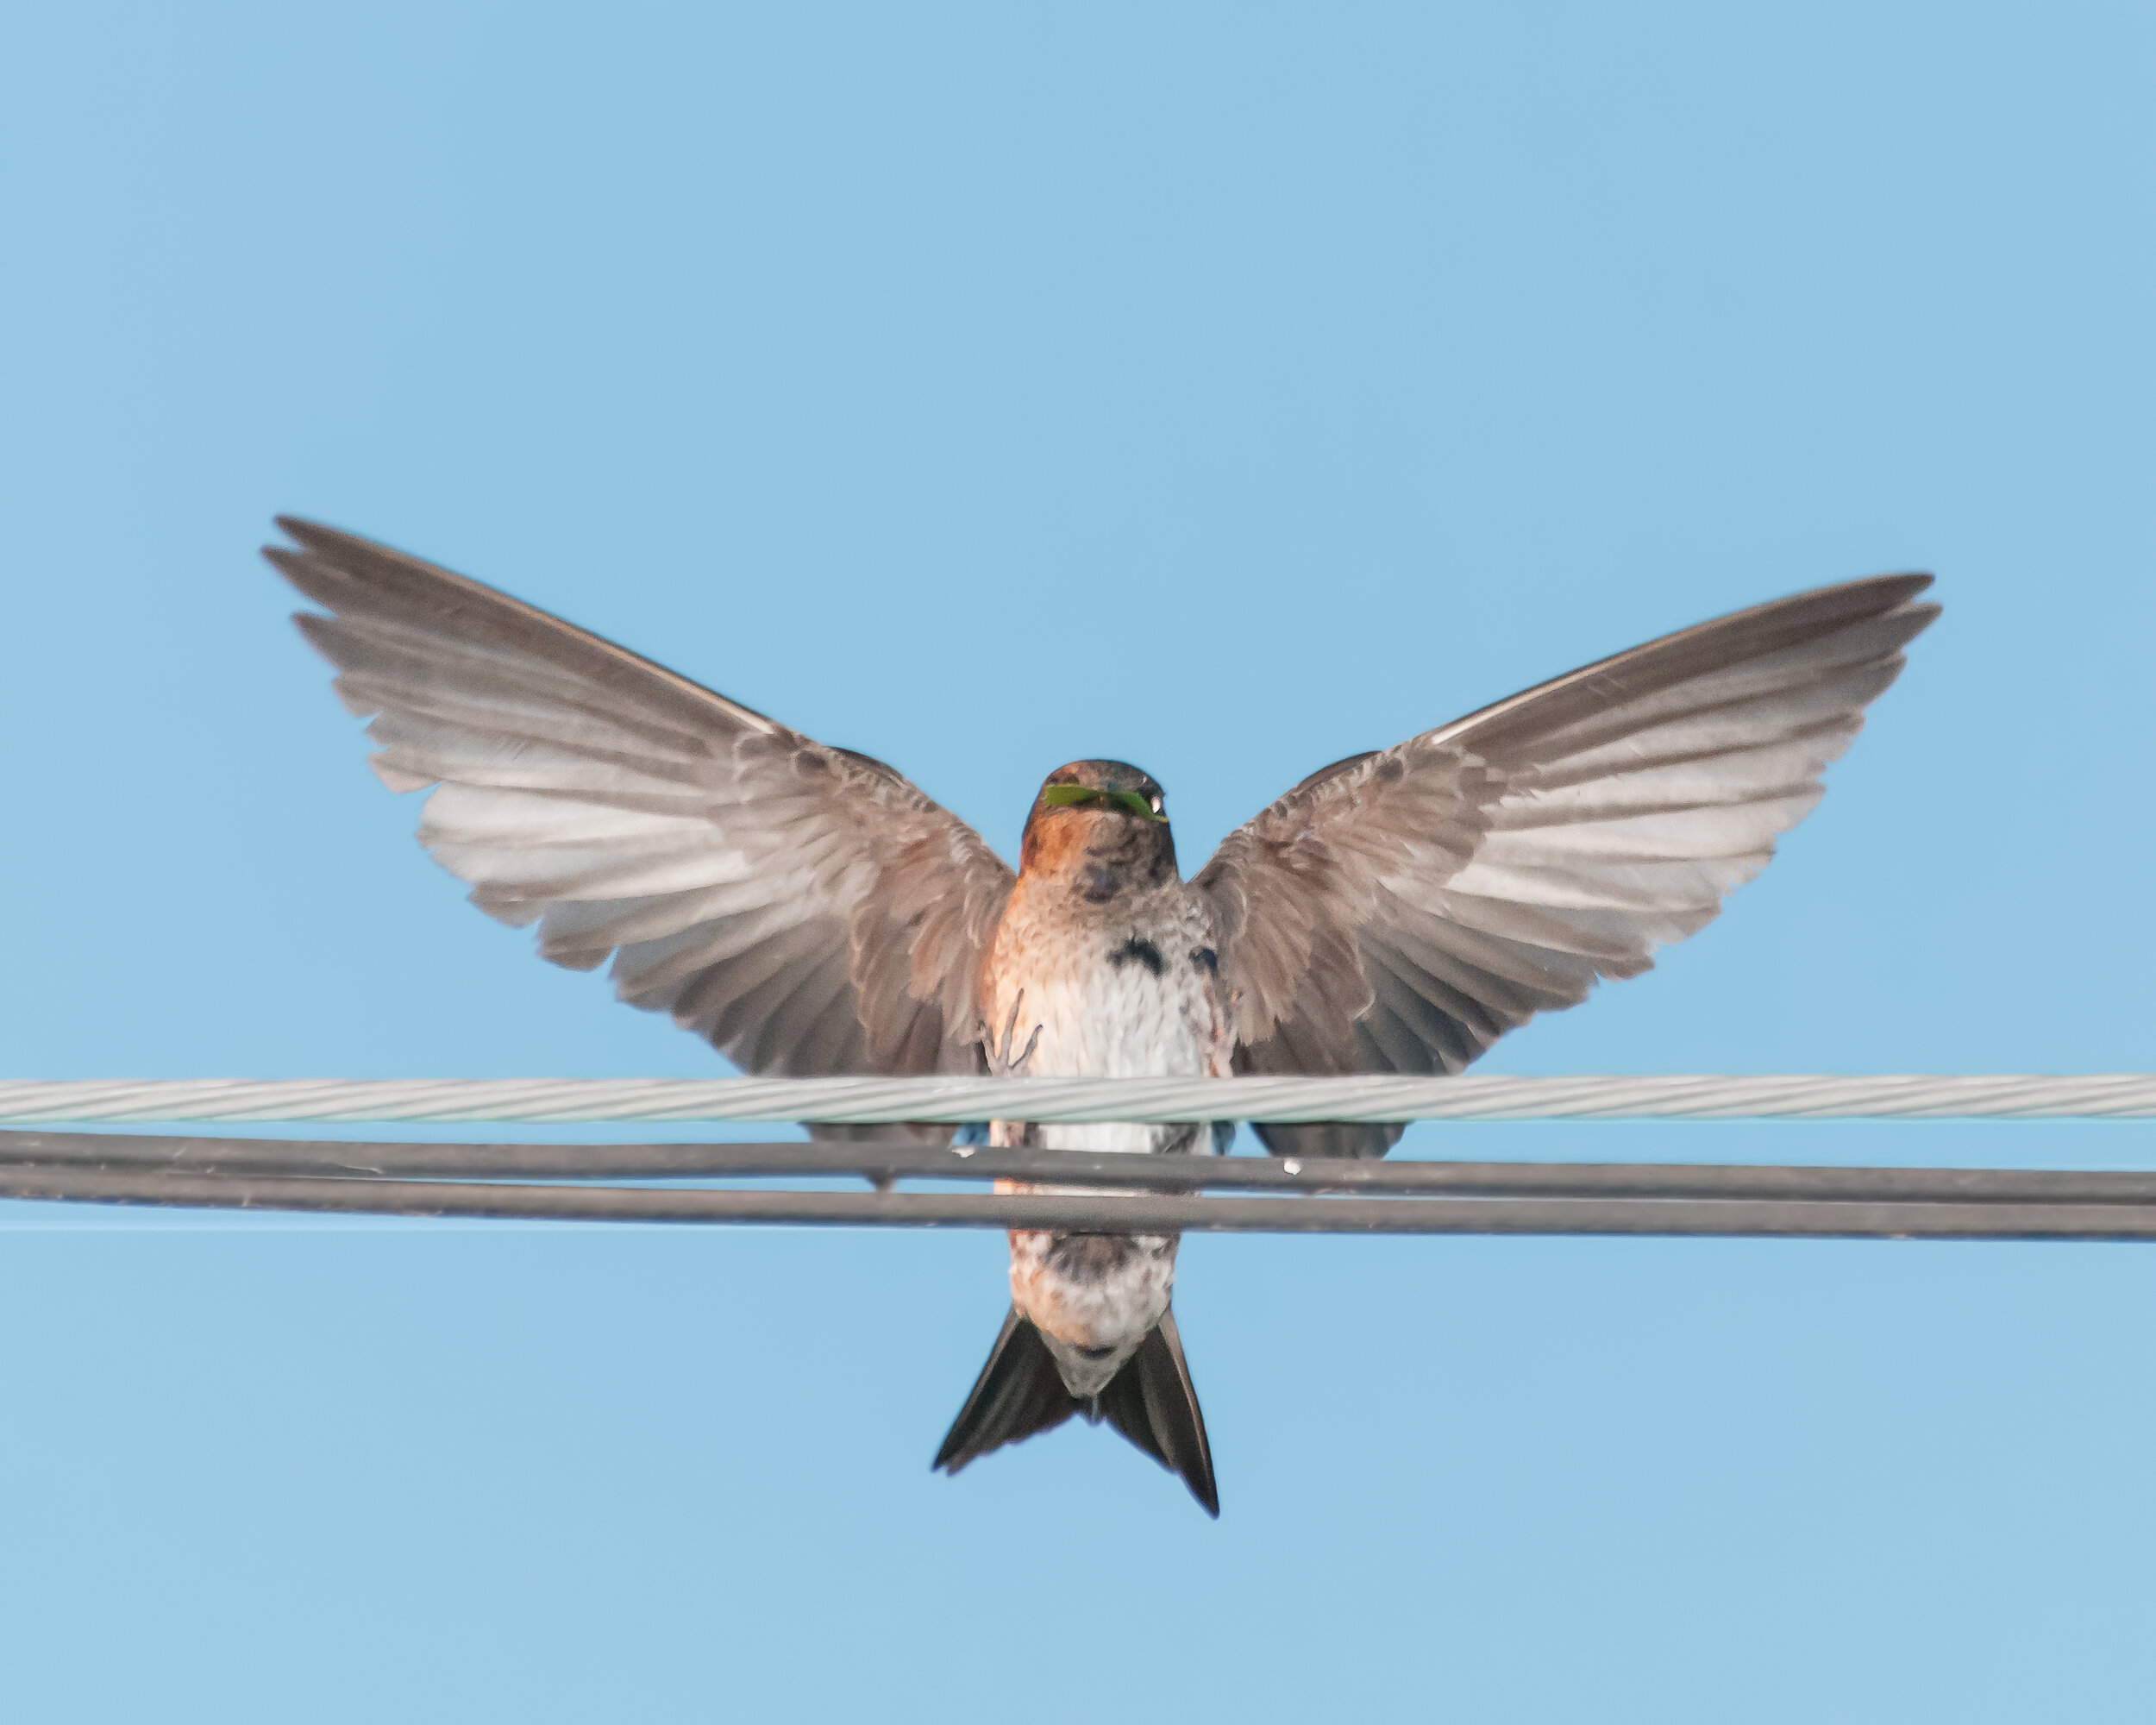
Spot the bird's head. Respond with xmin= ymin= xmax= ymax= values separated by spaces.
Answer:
xmin=1019 ymin=759 xmax=1177 ymax=892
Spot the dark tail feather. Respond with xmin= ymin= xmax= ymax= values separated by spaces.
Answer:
xmin=933 ymin=1308 xmax=1221 ymax=1516
xmin=1092 ymin=1308 xmax=1219 ymax=1517
xmin=933 ymin=1307 xmax=1078 ymax=1474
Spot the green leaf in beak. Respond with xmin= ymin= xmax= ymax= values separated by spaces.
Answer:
xmin=1109 ymin=790 xmax=1168 ymax=822
xmin=1040 ymin=783 xmax=1168 ymax=822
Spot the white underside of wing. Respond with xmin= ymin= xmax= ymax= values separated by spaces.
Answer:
xmin=1218 ymin=577 xmax=1938 ymax=1084
xmin=272 ymin=518 xmax=1013 ymax=1076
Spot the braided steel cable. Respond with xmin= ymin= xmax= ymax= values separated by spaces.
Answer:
xmin=3 ymin=1074 xmax=2156 ymax=1126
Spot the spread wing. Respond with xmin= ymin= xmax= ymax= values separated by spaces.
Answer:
xmin=268 ymin=518 xmax=1014 ymax=1087
xmin=1194 ymin=573 xmax=1940 ymax=1157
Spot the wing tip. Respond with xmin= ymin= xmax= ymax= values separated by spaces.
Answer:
xmin=264 ymin=514 xmax=342 ymax=563
xmin=1870 ymin=572 xmax=1941 ymax=630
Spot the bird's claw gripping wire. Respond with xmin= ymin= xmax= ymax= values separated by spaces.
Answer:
xmin=964 ymin=995 xmax=1046 ymax=1152
xmin=982 ymin=993 xmax=1044 ymax=1079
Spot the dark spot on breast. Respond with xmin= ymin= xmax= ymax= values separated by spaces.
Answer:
xmin=1075 ymin=1343 xmax=1118 ymax=1360
xmin=1110 ymin=937 xmax=1165 ymax=977
xmin=1081 ymin=863 xmax=1121 ymax=903
xmin=1191 ymin=946 xmax=1218 ymax=975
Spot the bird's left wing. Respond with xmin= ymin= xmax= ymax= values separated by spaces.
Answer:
xmin=267 ymin=518 xmax=1014 ymax=1082
xmin=1194 ymin=573 xmax=1939 ymax=1157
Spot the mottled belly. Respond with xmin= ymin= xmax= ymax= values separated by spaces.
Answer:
xmin=1005 ymin=1220 xmax=1178 ymax=1398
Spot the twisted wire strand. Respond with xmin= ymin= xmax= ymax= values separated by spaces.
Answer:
xmin=2 ymin=1074 xmax=2154 ymax=1126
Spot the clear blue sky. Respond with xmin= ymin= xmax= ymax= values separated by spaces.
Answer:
xmin=3 ymin=3 xmax=2153 ymax=1720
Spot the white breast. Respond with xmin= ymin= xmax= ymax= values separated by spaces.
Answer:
xmin=983 ymin=885 xmax=1228 ymax=1156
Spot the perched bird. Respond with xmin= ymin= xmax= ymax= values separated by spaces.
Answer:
xmin=268 ymin=518 xmax=1938 ymax=1518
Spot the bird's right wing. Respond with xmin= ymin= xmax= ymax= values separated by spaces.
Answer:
xmin=1195 ymin=573 xmax=1939 ymax=1157
xmin=268 ymin=518 xmax=1014 ymax=1080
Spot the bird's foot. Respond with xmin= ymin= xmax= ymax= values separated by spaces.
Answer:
xmin=981 ymin=991 xmax=1043 ymax=1078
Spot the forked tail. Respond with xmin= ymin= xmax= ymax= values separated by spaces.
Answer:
xmin=932 ymin=1306 xmax=1219 ymax=1516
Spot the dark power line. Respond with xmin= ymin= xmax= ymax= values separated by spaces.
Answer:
xmin=3 ymin=1132 xmax=2156 ymax=1239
